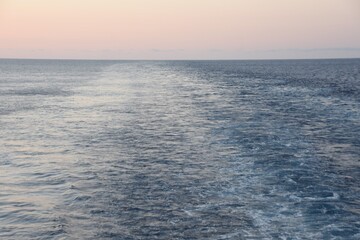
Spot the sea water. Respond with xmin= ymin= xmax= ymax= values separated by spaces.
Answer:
xmin=0 ymin=59 xmax=359 ymax=239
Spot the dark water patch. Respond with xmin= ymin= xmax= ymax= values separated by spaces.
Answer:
xmin=6 ymin=87 xmax=73 ymax=97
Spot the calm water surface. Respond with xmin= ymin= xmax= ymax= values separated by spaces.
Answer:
xmin=0 ymin=59 xmax=359 ymax=239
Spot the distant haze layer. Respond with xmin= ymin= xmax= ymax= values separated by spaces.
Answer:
xmin=0 ymin=0 xmax=359 ymax=59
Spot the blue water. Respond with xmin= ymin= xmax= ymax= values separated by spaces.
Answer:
xmin=0 ymin=59 xmax=359 ymax=239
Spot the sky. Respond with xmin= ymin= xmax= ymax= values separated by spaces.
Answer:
xmin=0 ymin=0 xmax=359 ymax=59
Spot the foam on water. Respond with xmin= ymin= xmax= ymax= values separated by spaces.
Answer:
xmin=0 ymin=59 xmax=359 ymax=239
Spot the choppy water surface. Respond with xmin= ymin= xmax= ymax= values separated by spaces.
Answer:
xmin=0 ymin=59 xmax=359 ymax=239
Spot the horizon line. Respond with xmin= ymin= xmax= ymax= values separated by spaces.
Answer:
xmin=1 ymin=56 xmax=360 ymax=62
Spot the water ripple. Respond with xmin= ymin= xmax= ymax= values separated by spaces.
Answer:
xmin=0 ymin=59 xmax=359 ymax=239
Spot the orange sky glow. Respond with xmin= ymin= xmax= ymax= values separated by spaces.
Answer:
xmin=0 ymin=0 xmax=359 ymax=59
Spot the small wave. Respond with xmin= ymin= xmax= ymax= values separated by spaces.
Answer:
xmin=7 ymin=88 xmax=72 ymax=96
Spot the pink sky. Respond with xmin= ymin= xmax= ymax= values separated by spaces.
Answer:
xmin=0 ymin=0 xmax=359 ymax=59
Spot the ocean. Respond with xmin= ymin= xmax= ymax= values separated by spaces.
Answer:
xmin=0 ymin=59 xmax=359 ymax=239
